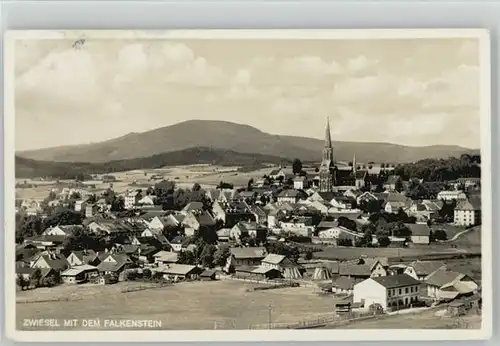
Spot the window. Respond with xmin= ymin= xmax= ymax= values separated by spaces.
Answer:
xmin=405 ymin=287 xmax=409 ymax=294
xmin=415 ymin=286 xmax=419 ymax=292
xmin=410 ymin=287 xmax=413 ymax=293
xmin=399 ymin=288 xmax=402 ymax=295
xmin=388 ymin=290 xmax=391 ymax=297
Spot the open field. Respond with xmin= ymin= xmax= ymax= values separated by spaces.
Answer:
xmin=327 ymin=308 xmax=481 ymax=329
xmin=15 ymin=165 xmax=273 ymax=201
xmin=17 ymin=280 xmax=336 ymax=330
xmin=314 ymin=245 xmax=481 ymax=262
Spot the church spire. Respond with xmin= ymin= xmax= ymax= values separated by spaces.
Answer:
xmin=324 ymin=117 xmax=332 ymax=149
xmin=353 ymin=154 xmax=357 ymax=174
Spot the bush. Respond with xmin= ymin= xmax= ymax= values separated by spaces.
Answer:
xmin=433 ymin=230 xmax=448 ymax=241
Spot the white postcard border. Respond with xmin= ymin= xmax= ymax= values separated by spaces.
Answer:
xmin=3 ymin=28 xmax=492 ymax=342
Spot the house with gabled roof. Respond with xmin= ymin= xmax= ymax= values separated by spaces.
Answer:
xmin=42 ymin=225 xmax=83 ymax=237
xmin=424 ymin=267 xmax=479 ymax=302
xmin=153 ymin=250 xmax=179 ymax=265
xmin=404 ymin=261 xmax=446 ymax=281
xmin=277 ymin=189 xmax=303 ymax=204
xmin=338 ymin=258 xmax=387 ymax=282
xmin=226 ymin=246 xmax=267 ymax=268
xmin=405 ymin=223 xmax=431 ymax=244
xmin=66 ymin=250 xmax=101 ymax=267
xmin=31 ymin=253 xmax=70 ymax=272
xmin=97 ymin=253 xmax=134 ymax=277
xmin=261 ymin=253 xmax=296 ymax=272
xmin=180 ymin=202 xmax=204 ymax=215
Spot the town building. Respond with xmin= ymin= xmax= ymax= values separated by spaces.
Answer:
xmin=454 ymin=198 xmax=481 ymax=226
xmin=353 ymin=274 xmax=422 ymax=311
xmin=437 ymin=190 xmax=467 ymax=201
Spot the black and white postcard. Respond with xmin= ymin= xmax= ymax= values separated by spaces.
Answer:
xmin=3 ymin=29 xmax=492 ymax=342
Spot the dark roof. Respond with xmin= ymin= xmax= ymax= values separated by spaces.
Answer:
xmin=182 ymin=202 xmax=204 ymax=212
xmin=278 ymin=189 xmax=300 ymax=198
xmin=354 ymin=170 xmax=368 ymax=180
xmin=385 ymin=175 xmax=401 ymax=185
xmin=425 ymin=268 xmax=463 ymax=287
xmin=318 ymin=192 xmax=336 ymax=201
xmin=200 ymin=269 xmax=217 ymax=277
xmin=230 ymin=247 xmax=267 ymax=259
xmin=197 ymin=211 xmax=216 ymax=226
xmin=40 ymin=255 xmax=70 ymax=271
xmin=405 ymin=223 xmax=431 ymax=236
xmin=408 ymin=261 xmax=446 ymax=276
xmin=372 ymin=274 xmax=421 ymax=289
xmin=333 ymin=276 xmax=355 ymax=290
xmin=456 ymin=197 xmax=481 ymax=211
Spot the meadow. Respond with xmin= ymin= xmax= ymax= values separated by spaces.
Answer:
xmin=16 ymin=280 xmax=336 ymax=330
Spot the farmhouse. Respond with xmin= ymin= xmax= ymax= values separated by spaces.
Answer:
xmin=405 ymin=223 xmax=431 ymax=245
xmin=424 ymin=268 xmax=479 ymax=302
xmin=277 ymin=189 xmax=302 ymax=204
xmin=156 ymin=264 xmax=203 ymax=280
xmin=97 ymin=254 xmax=134 ymax=277
xmin=226 ymin=247 xmax=267 ymax=268
xmin=339 ymin=258 xmax=387 ymax=282
xmin=404 ymin=261 xmax=446 ymax=280
xmin=31 ymin=253 xmax=70 ymax=272
xmin=353 ymin=274 xmax=421 ymax=311
xmin=42 ymin=225 xmax=83 ymax=237
xmin=152 ymin=250 xmax=179 ymax=265
xmin=261 ymin=254 xmax=296 ymax=272
xmin=61 ymin=264 xmax=99 ymax=284
xmin=332 ymin=276 xmax=356 ymax=295
xmin=66 ymin=250 xmax=101 ymax=267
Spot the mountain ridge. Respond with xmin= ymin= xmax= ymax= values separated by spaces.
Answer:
xmin=17 ymin=120 xmax=478 ymax=163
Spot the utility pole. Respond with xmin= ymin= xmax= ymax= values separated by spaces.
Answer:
xmin=268 ymin=303 xmax=272 ymax=329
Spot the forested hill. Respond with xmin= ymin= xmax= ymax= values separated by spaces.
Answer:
xmin=15 ymin=147 xmax=291 ymax=179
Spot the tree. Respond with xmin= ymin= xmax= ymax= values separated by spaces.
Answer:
xmin=377 ymin=236 xmax=391 ymax=247
xmin=124 ymin=270 xmax=139 ymax=281
xmin=217 ymin=181 xmax=234 ymax=189
xmin=292 ymin=159 xmax=303 ymax=175
xmin=337 ymin=238 xmax=353 ymax=247
xmin=304 ymin=249 xmax=313 ymax=260
xmin=200 ymin=244 xmax=217 ymax=268
xmin=433 ymin=229 xmax=448 ymax=241
xmin=337 ymin=217 xmax=357 ymax=232
xmin=314 ymin=167 xmax=319 ymax=173
xmin=368 ymin=164 xmax=373 ymax=169
xmin=395 ymin=179 xmax=403 ymax=192
xmin=16 ymin=274 xmax=28 ymax=290
xmin=247 ymin=179 xmax=254 ymax=191
xmin=214 ymin=246 xmax=231 ymax=267
xmin=143 ymin=268 xmax=152 ymax=280
xmin=381 ymin=163 xmax=386 ymax=168
xmin=192 ymin=183 xmax=202 ymax=192
xmin=47 ymin=191 xmax=57 ymax=201
xmin=110 ymin=196 xmax=125 ymax=212
xmin=29 ymin=268 xmax=42 ymax=288
xmin=41 ymin=271 xmax=61 ymax=287
xmin=178 ymin=250 xmax=196 ymax=265
xmin=348 ymin=161 xmax=353 ymax=167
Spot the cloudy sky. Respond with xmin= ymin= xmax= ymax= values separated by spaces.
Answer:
xmin=14 ymin=36 xmax=480 ymax=151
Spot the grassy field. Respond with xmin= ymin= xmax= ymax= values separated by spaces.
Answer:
xmin=17 ymin=280 xmax=336 ymax=330
xmin=328 ymin=308 xmax=481 ymax=329
xmin=314 ymin=245 xmax=481 ymax=262
xmin=15 ymin=164 xmax=273 ymax=201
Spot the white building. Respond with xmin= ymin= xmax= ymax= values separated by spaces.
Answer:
xmin=124 ymin=191 xmax=141 ymax=210
xmin=424 ymin=268 xmax=479 ymax=302
xmin=353 ymin=274 xmax=422 ymax=311
xmin=437 ymin=190 xmax=467 ymax=201
xmin=454 ymin=199 xmax=481 ymax=227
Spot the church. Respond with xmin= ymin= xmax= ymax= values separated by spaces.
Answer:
xmin=318 ymin=118 xmax=369 ymax=192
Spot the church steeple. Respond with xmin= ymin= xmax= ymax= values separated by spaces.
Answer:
xmin=319 ymin=117 xmax=335 ymax=192
xmin=324 ymin=116 xmax=332 ymax=149
xmin=352 ymin=154 xmax=357 ymax=175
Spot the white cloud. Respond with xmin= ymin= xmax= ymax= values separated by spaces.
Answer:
xmin=16 ymin=48 xmax=99 ymax=104
xmin=231 ymin=69 xmax=252 ymax=85
xmin=118 ymin=44 xmax=149 ymax=71
xmin=282 ymin=56 xmax=343 ymax=76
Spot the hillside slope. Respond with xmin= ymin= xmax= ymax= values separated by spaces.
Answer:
xmin=15 ymin=147 xmax=290 ymax=179
xmin=18 ymin=120 xmax=478 ymax=163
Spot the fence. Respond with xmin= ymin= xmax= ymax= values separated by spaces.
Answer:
xmin=249 ymin=311 xmax=379 ymax=330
